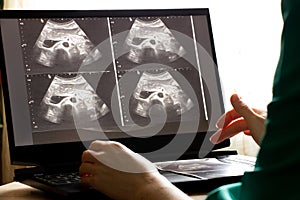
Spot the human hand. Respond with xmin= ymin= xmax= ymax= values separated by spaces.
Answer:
xmin=210 ymin=94 xmax=266 ymax=145
xmin=80 ymin=140 xmax=191 ymax=200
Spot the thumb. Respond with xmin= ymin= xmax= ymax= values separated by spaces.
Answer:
xmin=230 ymin=94 xmax=265 ymax=145
xmin=230 ymin=94 xmax=255 ymax=120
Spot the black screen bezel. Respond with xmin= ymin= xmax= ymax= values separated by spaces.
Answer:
xmin=0 ymin=9 xmax=229 ymax=166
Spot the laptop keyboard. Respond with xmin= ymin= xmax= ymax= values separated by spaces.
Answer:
xmin=34 ymin=172 xmax=80 ymax=186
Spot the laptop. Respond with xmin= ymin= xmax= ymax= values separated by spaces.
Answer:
xmin=0 ymin=9 xmax=255 ymax=199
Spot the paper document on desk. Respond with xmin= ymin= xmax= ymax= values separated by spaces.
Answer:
xmin=156 ymin=155 xmax=255 ymax=180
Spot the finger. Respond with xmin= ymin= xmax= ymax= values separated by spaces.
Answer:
xmin=81 ymin=152 xmax=118 ymax=173
xmin=89 ymin=140 xmax=107 ymax=151
xmin=244 ymin=130 xmax=251 ymax=136
xmin=82 ymin=150 xmax=99 ymax=164
xmin=210 ymin=119 xmax=248 ymax=144
xmin=80 ymin=172 xmax=95 ymax=187
xmin=253 ymin=108 xmax=267 ymax=118
xmin=230 ymin=94 xmax=257 ymax=120
xmin=108 ymin=141 xmax=128 ymax=151
xmin=216 ymin=109 xmax=242 ymax=128
xmin=79 ymin=162 xmax=98 ymax=177
xmin=90 ymin=140 xmax=129 ymax=154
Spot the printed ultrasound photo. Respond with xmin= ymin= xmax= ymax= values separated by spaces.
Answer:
xmin=156 ymin=158 xmax=253 ymax=179
xmin=27 ymin=72 xmax=118 ymax=133
xmin=109 ymin=16 xmax=197 ymax=71
xmin=18 ymin=17 xmax=110 ymax=74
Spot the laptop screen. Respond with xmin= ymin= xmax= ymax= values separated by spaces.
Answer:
xmin=0 ymin=9 xmax=228 ymax=165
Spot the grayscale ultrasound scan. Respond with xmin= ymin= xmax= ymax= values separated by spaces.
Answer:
xmin=33 ymin=19 xmax=101 ymax=68
xmin=124 ymin=18 xmax=185 ymax=64
xmin=108 ymin=16 xmax=207 ymax=127
xmin=12 ymin=14 xmax=217 ymax=144
xmin=131 ymin=71 xmax=193 ymax=118
xmin=19 ymin=17 xmax=109 ymax=74
xmin=41 ymin=74 xmax=109 ymax=124
xmin=109 ymin=16 xmax=194 ymax=71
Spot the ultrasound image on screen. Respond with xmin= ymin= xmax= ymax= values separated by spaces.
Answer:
xmin=131 ymin=71 xmax=193 ymax=118
xmin=116 ymin=66 xmax=208 ymax=128
xmin=2 ymin=14 xmax=220 ymax=145
xmin=109 ymin=16 xmax=195 ymax=71
xmin=40 ymin=74 xmax=109 ymax=124
xmin=33 ymin=19 xmax=101 ymax=68
xmin=27 ymin=73 xmax=115 ymax=133
xmin=19 ymin=17 xmax=109 ymax=74
xmin=124 ymin=18 xmax=185 ymax=64
xmin=110 ymin=16 xmax=208 ymax=127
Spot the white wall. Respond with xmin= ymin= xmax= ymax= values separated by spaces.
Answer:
xmin=4 ymin=0 xmax=283 ymax=155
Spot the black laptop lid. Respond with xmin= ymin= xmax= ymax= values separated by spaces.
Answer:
xmin=0 ymin=9 xmax=228 ymax=166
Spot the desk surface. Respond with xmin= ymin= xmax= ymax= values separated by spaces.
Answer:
xmin=0 ymin=182 xmax=207 ymax=200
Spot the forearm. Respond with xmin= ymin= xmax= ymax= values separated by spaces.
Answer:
xmin=135 ymin=173 xmax=193 ymax=200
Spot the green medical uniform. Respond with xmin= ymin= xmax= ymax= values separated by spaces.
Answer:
xmin=206 ymin=0 xmax=300 ymax=199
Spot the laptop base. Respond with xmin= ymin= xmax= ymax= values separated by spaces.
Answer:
xmin=14 ymin=154 xmax=255 ymax=198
